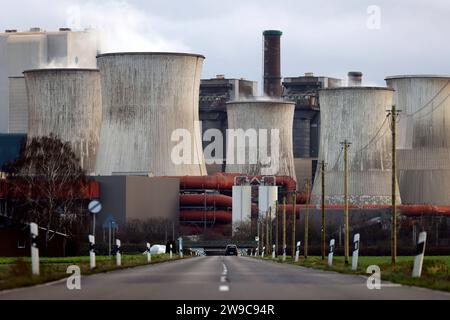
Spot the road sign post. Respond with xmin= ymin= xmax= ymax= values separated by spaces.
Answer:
xmin=352 ymin=234 xmax=360 ymax=271
xmin=255 ymin=236 xmax=259 ymax=257
xmin=295 ymin=241 xmax=301 ymax=262
xmin=116 ymin=239 xmax=122 ymax=266
xmin=272 ymin=244 xmax=276 ymax=259
xmin=147 ymin=243 xmax=152 ymax=263
xmin=170 ymin=244 xmax=173 ymax=259
xmin=178 ymin=237 xmax=184 ymax=258
xmin=30 ymin=223 xmax=39 ymax=276
xmin=412 ymin=232 xmax=427 ymax=278
xmin=89 ymin=234 xmax=96 ymax=270
xmin=88 ymin=200 xmax=102 ymax=237
xmin=328 ymin=239 xmax=335 ymax=267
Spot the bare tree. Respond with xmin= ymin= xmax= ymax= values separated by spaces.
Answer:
xmin=4 ymin=134 xmax=89 ymax=250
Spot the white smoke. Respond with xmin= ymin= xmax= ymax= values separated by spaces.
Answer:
xmin=40 ymin=60 xmax=80 ymax=69
xmin=66 ymin=0 xmax=189 ymax=53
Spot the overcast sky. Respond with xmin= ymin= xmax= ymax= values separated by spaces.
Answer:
xmin=1 ymin=0 xmax=449 ymax=88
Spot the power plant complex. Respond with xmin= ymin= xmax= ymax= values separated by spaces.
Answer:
xmin=0 ymin=27 xmax=450 ymax=252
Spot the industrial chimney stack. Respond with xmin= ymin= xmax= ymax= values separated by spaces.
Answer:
xmin=263 ymin=30 xmax=283 ymax=97
xmin=348 ymin=71 xmax=363 ymax=86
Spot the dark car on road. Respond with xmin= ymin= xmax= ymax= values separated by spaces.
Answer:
xmin=225 ymin=244 xmax=238 ymax=256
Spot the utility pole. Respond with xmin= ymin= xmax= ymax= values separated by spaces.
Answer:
xmin=321 ymin=161 xmax=327 ymax=260
xmin=340 ymin=139 xmax=351 ymax=265
xmin=304 ymin=180 xmax=310 ymax=259
xmin=266 ymin=214 xmax=270 ymax=256
xmin=261 ymin=218 xmax=265 ymax=255
xmin=257 ymin=220 xmax=260 ymax=254
xmin=268 ymin=208 xmax=272 ymax=255
xmin=292 ymin=192 xmax=297 ymax=258
xmin=275 ymin=200 xmax=279 ymax=255
xmin=388 ymin=105 xmax=401 ymax=265
xmin=282 ymin=196 xmax=287 ymax=260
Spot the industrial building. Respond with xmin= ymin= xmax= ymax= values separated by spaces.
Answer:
xmin=282 ymin=74 xmax=342 ymax=185
xmin=199 ymin=76 xmax=258 ymax=174
xmin=0 ymin=28 xmax=100 ymax=133
xmin=0 ymin=25 xmax=449 ymax=252
xmin=93 ymin=176 xmax=180 ymax=229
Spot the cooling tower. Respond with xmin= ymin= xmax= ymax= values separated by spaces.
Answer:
xmin=24 ymin=68 xmax=102 ymax=173
xmin=386 ymin=75 xmax=450 ymax=205
xmin=226 ymin=100 xmax=296 ymax=180
xmin=95 ymin=52 xmax=207 ymax=176
xmin=311 ymin=87 xmax=401 ymax=205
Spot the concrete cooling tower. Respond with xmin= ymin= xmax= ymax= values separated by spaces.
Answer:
xmin=95 ymin=52 xmax=207 ymax=176
xmin=24 ymin=68 xmax=102 ymax=173
xmin=386 ymin=75 xmax=450 ymax=205
xmin=311 ymin=87 xmax=401 ymax=205
xmin=225 ymin=100 xmax=296 ymax=181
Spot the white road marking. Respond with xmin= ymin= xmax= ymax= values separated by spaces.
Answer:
xmin=219 ymin=261 xmax=230 ymax=291
xmin=219 ymin=285 xmax=230 ymax=292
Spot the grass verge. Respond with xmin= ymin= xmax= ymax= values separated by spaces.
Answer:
xmin=254 ymin=255 xmax=450 ymax=292
xmin=0 ymin=254 xmax=189 ymax=291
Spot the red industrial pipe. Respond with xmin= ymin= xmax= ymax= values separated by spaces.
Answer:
xmin=180 ymin=224 xmax=231 ymax=236
xmin=290 ymin=204 xmax=450 ymax=217
xmin=180 ymin=210 xmax=232 ymax=223
xmin=177 ymin=173 xmax=297 ymax=192
xmin=180 ymin=194 xmax=233 ymax=208
xmin=0 ymin=179 xmax=100 ymax=199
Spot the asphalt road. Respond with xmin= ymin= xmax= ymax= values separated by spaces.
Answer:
xmin=0 ymin=256 xmax=449 ymax=300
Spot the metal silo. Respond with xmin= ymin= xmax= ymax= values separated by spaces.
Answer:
xmin=386 ymin=75 xmax=450 ymax=204
xmin=24 ymin=68 xmax=102 ymax=173
xmin=311 ymin=87 xmax=401 ymax=205
xmin=95 ymin=52 xmax=207 ymax=176
xmin=226 ymin=100 xmax=296 ymax=181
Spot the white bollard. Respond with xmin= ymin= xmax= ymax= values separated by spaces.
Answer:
xmin=272 ymin=245 xmax=276 ymax=259
xmin=89 ymin=235 xmax=96 ymax=270
xmin=412 ymin=232 xmax=427 ymax=278
xmin=282 ymin=244 xmax=287 ymax=262
xmin=170 ymin=244 xmax=173 ymax=259
xmin=30 ymin=223 xmax=39 ymax=276
xmin=352 ymin=234 xmax=360 ymax=271
xmin=262 ymin=246 xmax=265 ymax=258
xmin=116 ymin=239 xmax=122 ymax=266
xmin=147 ymin=242 xmax=152 ymax=263
xmin=328 ymin=239 xmax=335 ymax=267
xmin=295 ymin=241 xmax=301 ymax=262
xmin=178 ymin=237 xmax=184 ymax=258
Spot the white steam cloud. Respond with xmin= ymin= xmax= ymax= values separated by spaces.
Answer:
xmin=66 ymin=0 xmax=189 ymax=53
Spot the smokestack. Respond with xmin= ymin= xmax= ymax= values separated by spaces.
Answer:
xmin=348 ymin=71 xmax=363 ymax=86
xmin=263 ymin=30 xmax=283 ymax=97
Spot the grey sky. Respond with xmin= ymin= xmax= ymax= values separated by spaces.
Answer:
xmin=1 ymin=0 xmax=449 ymax=87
